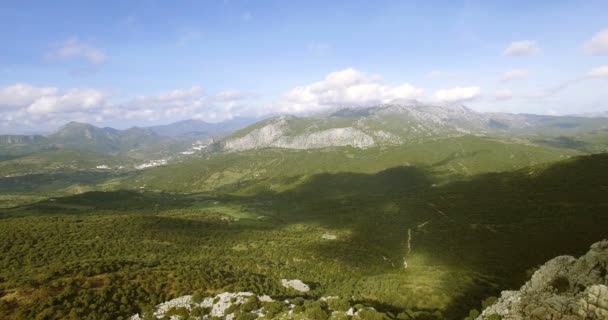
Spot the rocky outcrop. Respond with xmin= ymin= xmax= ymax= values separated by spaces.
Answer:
xmin=478 ymin=240 xmax=608 ymax=320
xmin=129 ymin=291 xmax=386 ymax=320
xmin=223 ymin=119 xmax=376 ymax=151
xmin=280 ymin=279 xmax=310 ymax=292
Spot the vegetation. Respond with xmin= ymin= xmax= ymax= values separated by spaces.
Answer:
xmin=1 ymin=151 xmax=607 ymax=319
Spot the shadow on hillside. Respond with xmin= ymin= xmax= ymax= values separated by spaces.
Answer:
xmin=1 ymin=190 xmax=196 ymax=218
xmin=533 ymin=136 xmax=590 ymax=151
xmin=5 ymin=154 xmax=608 ymax=319
xmin=0 ymin=171 xmax=131 ymax=193
xmin=430 ymin=150 xmax=487 ymax=168
xmin=255 ymin=153 xmax=608 ymax=318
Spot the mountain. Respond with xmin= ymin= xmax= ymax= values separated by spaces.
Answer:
xmin=0 ymin=134 xmax=49 ymax=159
xmin=477 ymin=240 xmax=608 ymax=320
xmin=47 ymin=121 xmax=162 ymax=154
xmin=219 ymin=105 xmax=608 ymax=151
xmin=1 ymin=107 xmax=606 ymax=157
xmin=147 ymin=117 xmax=258 ymax=139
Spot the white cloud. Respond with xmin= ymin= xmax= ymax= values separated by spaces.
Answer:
xmin=0 ymin=83 xmax=58 ymax=109
xmin=0 ymin=83 xmax=262 ymax=130
xmin=584 ymin=29 xmax=608 ymax=54
xmin=503 ymin=40 xmax=541 ymax=56
xmin=433 ymin=86 xmax=481 ymax=104
xmin=501 ymin=69 xmax=529 ymax=81
xmin=27 ymin=88 xmax=106 ymax=114
xmin=495 ymin=89 xmax=513 ymax=100
xmin=282 ymin=68 xmax=423 ymax=113
xmin=0 ymin=83 xmax=105 ymax=114
xmin=588 ymin=65 xmax=608 ymax=78
xmin=47 ymin=38 xmax=107 ymax=65
xmin=113 ymin=87 xmax=260 ymax=123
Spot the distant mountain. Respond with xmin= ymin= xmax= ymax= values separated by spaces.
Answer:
xmin=147 ymin=117 xmax=258 ymax=139
xmin=0 ymin=134 xmax=50 ymax=159
xmin=219 ymin=105 xmax=608 ymax=151
xmin=572 ymin=110 xmax=608 ymax=118
xmin=1 ymin=108 xmax=607 ymax=157
xmin=47 ymin=122 xmax=162 ymax=154
xmin=0 ymin=117 xmax=259 ymax=158
xmin=0 ymin=135 xmax=47 ymax=145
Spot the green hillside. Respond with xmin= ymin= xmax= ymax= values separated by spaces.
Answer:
xmin=0 ymin=149 xmax=135 ymax=200
xmin=0 ymin=149 xmax=133 ymax=176
xmin=1 ymin=152 xmax=606 ymax=319
xmin=123 ymin=136 xmax=578 ymax=193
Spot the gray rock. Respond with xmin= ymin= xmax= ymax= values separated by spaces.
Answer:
xmin=478 ymin=240 xmax=608 ymax=320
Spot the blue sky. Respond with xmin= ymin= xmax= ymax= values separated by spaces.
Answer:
xmin=1 ymin=0 xmax=607 ymax=132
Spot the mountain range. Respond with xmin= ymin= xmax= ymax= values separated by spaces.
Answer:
xmin=0 ymin=117 xmax=257 ymax=158
xmin=3 ymin=104 xmax=607 ymax=159
xmin=219 ymin=105 xmax=608 ymax=152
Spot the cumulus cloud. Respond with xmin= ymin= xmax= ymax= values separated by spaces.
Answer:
xmin=0 ymin=82 xmax=262 ymax=131
xmin=281 ymin=68 xmax=423 ymax=113
xmin=27 ymin=89 xmax=106 ymax=114
xmin=584 ymin=29 xmax=608 ymax=54
xmin=107 ymin=86 xmax=261 ymax=124
xmin=0 ymin=83 xmax=58 ymax=109
xmin=501 ymin=69 xmax=529 ymax=81
xmin=0 ymin=84 xmax=106 ymax=114
xmin=0 ymin=83 xmax=108 ymax=132
xmin=495 ymin=89 xmax=513 ymax=100
xmin=433 ymin=86 xmax=481 ymax=104
xmin=503 ymin=40 xmax=541 ymax=56
xmin=588 ymin=65 xmax=608 ymax=78
xmin=47 ymin=38 xmax=107 ymax=65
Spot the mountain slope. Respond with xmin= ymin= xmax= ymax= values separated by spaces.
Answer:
xmin=122 ymin=135 xmax=579 ymax=193
xmin=47 ymin=122 xmax=162 ymax=154
xmin=0 ymin=135 xmax=49 ymax=159
xmin=147 ymin=117 xmax=258 ymax=139
xmin=219 ymin=105 xmax=608 ymax=151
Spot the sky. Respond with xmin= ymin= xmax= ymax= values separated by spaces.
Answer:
xmin=1 ymin=0 xmax=607 ymax=133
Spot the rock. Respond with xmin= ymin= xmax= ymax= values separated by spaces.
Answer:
xmin=224 ymin=119 xmax=376 ymax=151
xmin=130 ymin=291 xmax=384 ymax=319
xmin=478 ymin=240 xmax=608 ymax=320
xmin=321 ymin=233 xmax=337 ymax=240
xmin=280 ymin=279 xmax=310 ymax=292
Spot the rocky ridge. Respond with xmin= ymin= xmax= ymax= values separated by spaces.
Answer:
xmin=478 ymin=240 xmax=608 ymax=319
xmin=220 ymin=104 xmax=608 ymax=151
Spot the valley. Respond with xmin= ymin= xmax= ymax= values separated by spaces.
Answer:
xmin=0 ymin=105 xmax=607 ymax=319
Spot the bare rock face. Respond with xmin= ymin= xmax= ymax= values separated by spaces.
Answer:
xmin=478 ymin=240 xmax=608 ymax=320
